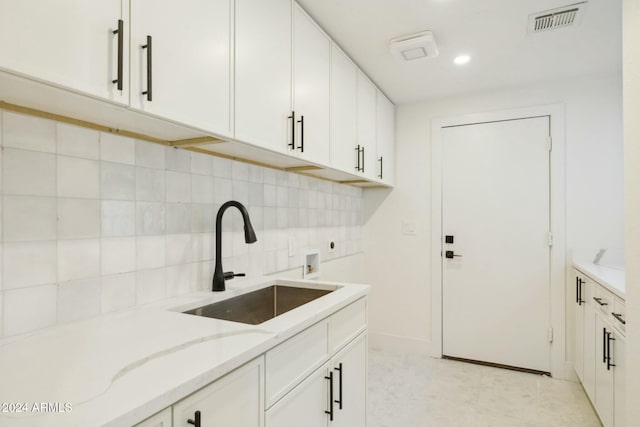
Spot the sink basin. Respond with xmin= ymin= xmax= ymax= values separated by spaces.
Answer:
xmin=183 ymin=285 xmax=334 ymax=325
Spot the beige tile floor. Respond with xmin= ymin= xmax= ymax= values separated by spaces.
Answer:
xmin=368 ymin=347 xmax=602 ymax=427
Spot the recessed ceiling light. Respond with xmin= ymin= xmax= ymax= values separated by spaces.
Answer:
xmin=454 ymin=55 xmax=471 ymax=65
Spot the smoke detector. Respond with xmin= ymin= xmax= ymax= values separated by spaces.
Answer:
xmin=528 ymin=2 xmax=587 ymax=33
xmin=389 ymin=31 xmax=439 ymax=62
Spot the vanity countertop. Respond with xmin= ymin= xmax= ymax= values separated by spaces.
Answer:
xmin=0 ymin=277 xmax=369 ymax=427
xmin=573 ymin=262 xmax=625 ymax=299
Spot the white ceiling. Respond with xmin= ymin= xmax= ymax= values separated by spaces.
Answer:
xmin=296 ymin=0 xmax=622 ymax=104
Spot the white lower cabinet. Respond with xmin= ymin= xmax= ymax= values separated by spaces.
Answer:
xmin=574 ymin=269 xmax=626 ymax=427
xmin=135 ymin=297 xmax=367 ymax=427
xmin=172 ymin=356 xmax=264 ymax=427
xmin=266 ymin=332 xmax=367 ymax=427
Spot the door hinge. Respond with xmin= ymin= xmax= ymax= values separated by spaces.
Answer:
xmin=546 ymin=136 xmax=552 ymax=152
xmin=548 ymin=328 xmax=554 ymax=343
xmin=547 ymin=232 xmax=553 ymax=247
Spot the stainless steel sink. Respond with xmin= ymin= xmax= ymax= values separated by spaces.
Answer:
xmin=183 ymin=285 xmax=334 ymax=325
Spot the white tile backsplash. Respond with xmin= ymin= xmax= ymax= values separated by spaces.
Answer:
xmin=3 ymin=112 xmax=56 ymax=153
xmin=3 ymin=284 xmax=57 ymax=336
xmin=101 ymin=162 xmax=135 ymax=200
xmin=58 ymin=198 xmax=101 ymax=239
xmin=101 ymin=237 xmax=136 ymax=275
xmin=57 ymin=278 xmax=101 ymax=324
xmin=0 ymin=111 xmax=363 ymax=337
xmin=3 ymin=196 xmax=57 ymax=242
xmin=136 ymin=140 xmax=165 ymax=169
xmin=58 ymin=156 xmax=100 ymax=199
xmin=4 ymin=241 xmax=57 ymax=289
xmin=57 ymin=123 xmax=100 ymax=160
xmin=100 ymin=133 xmax=135 ymax=165
xmin=58 ymin=239 xmax=100 ymax=282
xmin=102 ymin=200 xmax=136 ymax=237
xmin=101 ymin=273 xmax=135 ymax=313
xmin=3 ymin=148 xmax=56 ymax=196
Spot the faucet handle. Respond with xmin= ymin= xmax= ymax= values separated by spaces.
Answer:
xmin=223 ymin=271 xmax=246 ymax=280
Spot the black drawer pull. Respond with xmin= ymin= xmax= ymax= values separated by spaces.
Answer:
xmin=325 ymin=371 xmax=334 ymax=421
xmin=288 ymin=111 xmax=296 ymax=150
xmin=112 ymin=19 xmax=123 ymax=91
xmin=187 ymin=410 xmax=201 ymax=427
xmin=612 ymin=312 xmax=626 ymax=325
xmin=378 ymin=156 xmax=383 ymax=179
xmin=334 ymin=363 xmax=343 ymax=410
xmin=607 ymin=332 xmax=616 ymax=370
xmin=297 ymin=115 xmax=304 ymax=152
xmin=593 ymin=297 xmax=608 ymax=306
xmin=142 ymin=35 xmax=152 ymax=101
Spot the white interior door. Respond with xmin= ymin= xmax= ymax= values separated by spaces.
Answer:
xmin=442 ymin=116 xmax=551 ymax=373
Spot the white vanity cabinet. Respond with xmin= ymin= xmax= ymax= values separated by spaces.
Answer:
xmin=375 ymin=91 xmax=395 ymax=185
xmin=573 ymin=267 xmax=626 ymax=427
xmin=265 ymin=298 xmax=367 ymax=427
xmin=129 ymin=0 xmax=233 ymax=136
xmin=0 ymin=0 xmax=128 ymax=104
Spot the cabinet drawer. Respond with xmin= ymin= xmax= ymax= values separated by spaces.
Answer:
xmin=592 ymin=284 xmax=614 ymax=316
xmin=266 ymin=319 xmax=329 ymax=408
xmin=329 ymin=298 xmax=367 ymax=353
xmin=611 ymin=297 xmax=626 ymax=334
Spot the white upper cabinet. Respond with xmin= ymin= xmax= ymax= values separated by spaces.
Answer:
xmin=292 ymin=6 xmax=331 ymax=165
xmin=235 ymin=0 xmax=293 ymax=153
xmin=0 ymin=0 xmax=128 ymax=104
xmin=357 ymin=72 xmax=377 ymax=180
xmin=376 ymin=90 xmax=395 ymax=185
xmin=330 ymin=45 xmax=358 ymax=174
xmin=130 ymin=0 xmax=232 ymax=136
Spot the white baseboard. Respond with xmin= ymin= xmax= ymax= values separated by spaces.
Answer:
xmin=368 ymin=332 xmax=431 ymax=356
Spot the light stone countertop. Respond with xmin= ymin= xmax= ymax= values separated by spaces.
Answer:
xmin=573 ymin=262 xmax=625 ymax=299
xmin=0 ymin=276 xmax=369 ymax=427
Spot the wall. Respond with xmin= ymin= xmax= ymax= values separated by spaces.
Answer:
xmin=0 ymin=110 xmax=363 ymax=338
xmin=363 ymin=74 xmax=623 ymax=354
xmin=623 ymin=0 xmax=640 ymax=421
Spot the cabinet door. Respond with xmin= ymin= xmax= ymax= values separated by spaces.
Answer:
xmin=330 ymin=45 xmax=358 ymax=173
xmin=574 ymin=276 xmax=585 ymax=382
xmin=594 ymin=314 xmax=614 ymax=427
xmin=331 ymin=333 xmax=367 ymax=427
xmin=356 ymin=72 xmax=377 ymax=180
xmin=135 ymin=408 xmax=171 ymax=427
xmin=613 ymin=332 xmax=625 ymax=427
xmin=0 ymin=0 xmax=127 ymax=104
xmin=266 ymin=362 xmax=329 ymax=427
xmin=235 ymin=0 xmax=292 ymax=152
xmin=293 ymin=6 xmax=330 ymax=165
xmin=173 ymin=357 xmax=264 ymax=427
xmin=376 ymin=91 xmax=395 ymax=185
xmin=130 ymin=0 xmax=231 ymax=136
xmin=583 ymin=283 xmax=597 ymax=401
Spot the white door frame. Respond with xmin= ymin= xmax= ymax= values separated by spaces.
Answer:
xmin=430 ymin=104 xmax=569 ymax=379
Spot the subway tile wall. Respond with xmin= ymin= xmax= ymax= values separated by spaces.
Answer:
xmin=0 ymin=111 xmax=363 ymax=338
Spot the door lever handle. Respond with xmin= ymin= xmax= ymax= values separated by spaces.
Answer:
xmin=445 ymin=251 xmax=462 ymax=259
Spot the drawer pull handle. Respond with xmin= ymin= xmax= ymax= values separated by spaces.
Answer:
xmin=297 ymin=115 xmax=304 ymax=152
xmin=141 ymin=35 xmax=152 ymax=101
xmin=288 ymin=111 xmax=296 ymax=150
xmin=602 ymin=327 xmax=607 ymax=364
xmin=325 ymin=371 xmax=334 ymax=421
xmin=112 ymin=19 xmax=123 ymax=91
xmin=334 ymin=363 xmax=343 ymax=410
xmin=612 ymin=312 xmax=626 ymax=325
xmin=593 ymin=297 xmax=608 ymax=306
xmin=607 ymin=332 xmax=616 ymax=371
xmin=187 ymin=410 xmax=201 ymax=427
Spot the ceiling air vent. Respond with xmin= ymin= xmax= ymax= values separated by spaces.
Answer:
xmin=528 ymin=2 xmax=587 ymax=33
